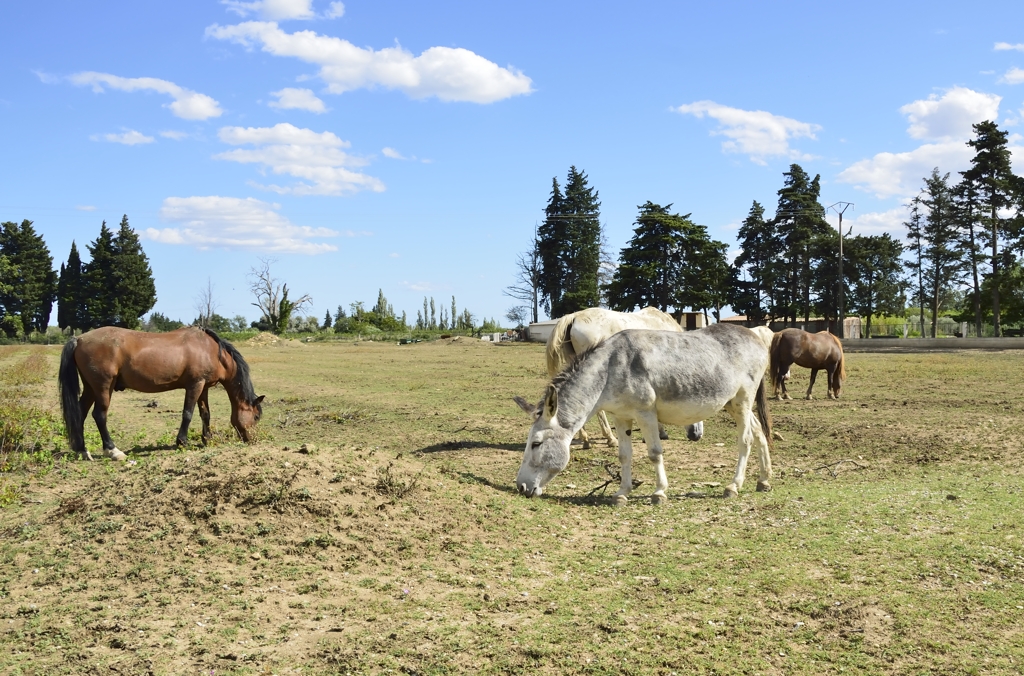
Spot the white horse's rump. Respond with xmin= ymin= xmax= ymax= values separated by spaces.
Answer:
xmin=545 ymin=307 xmax=689 ymax=447
xmin=517 ymin=324 xmax=773 ymax=504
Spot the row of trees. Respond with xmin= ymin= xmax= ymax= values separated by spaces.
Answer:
xmin=0 ymin=216 xmax=156 ymax=338
xmin=509 ymin=121 xmax=1023 ymax=337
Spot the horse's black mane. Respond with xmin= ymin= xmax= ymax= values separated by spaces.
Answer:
xmin=204 ymin=328 xmax=259 ymax=406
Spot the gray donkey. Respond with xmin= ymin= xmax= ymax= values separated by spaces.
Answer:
xmin=514 ymin=324 xmax=773 ymax=505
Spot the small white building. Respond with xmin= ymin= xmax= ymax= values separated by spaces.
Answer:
xmin=526 ymin=319 xmax=559 ymax=343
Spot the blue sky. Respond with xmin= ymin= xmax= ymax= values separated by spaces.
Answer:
xmin=3 ymin=1 xmax=1024 ymax=326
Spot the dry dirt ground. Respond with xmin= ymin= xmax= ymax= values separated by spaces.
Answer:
xmin=1 ymin=336 xmax=1023 ymax=674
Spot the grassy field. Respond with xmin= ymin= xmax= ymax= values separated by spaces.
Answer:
xmin=1 ymin=335 xmax=1023 ymax=675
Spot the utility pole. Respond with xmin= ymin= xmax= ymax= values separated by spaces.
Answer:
xmin=827 ymin=202 xmax=854 ymax=339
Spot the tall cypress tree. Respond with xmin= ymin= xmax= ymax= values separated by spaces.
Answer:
xmin=84 ymin=221 xmax=118 ymax=328
xmin=0 ymin=220 xmax=57 ymax=336
xmin=537 ymin=177 xmax=567 ymax=316
xmin=558 ymin=167 xmax=602 ymax=315
xmin=112 ymin=215 xmax=157 ymax=328
xmin=57 ymin=241 xmax=89 ymax=333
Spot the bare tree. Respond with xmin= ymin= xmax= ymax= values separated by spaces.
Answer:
xmin=193 ymin=277 xmax=219 ymax=329
xmin=248 ymin=257 xmax=312 ymax=334
xmin=503 ymin=230 xmax=543 ymax=324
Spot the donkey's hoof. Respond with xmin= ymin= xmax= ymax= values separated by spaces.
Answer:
xmin=107 ymin=448 xmax=127 ymax=462
xmin=756 ymin=481 xmax=772 ymax=492
xmin=723 ymin=487 xmax=739 ymax=499
xmin=782 ymin=394 xmax=792 ymax=401
xmin=651 ymin=493 xmax=667 ymax=506
xmin=613 ymin=494 xmax=628 ymax=507
xmin=659 ymin=431 xmax=670 ymax=441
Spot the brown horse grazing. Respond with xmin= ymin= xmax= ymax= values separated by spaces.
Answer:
xmin=769 ymin=328 xmax=846 ymax=400
xmin=59 ymin=326 xmax=264 ymax=460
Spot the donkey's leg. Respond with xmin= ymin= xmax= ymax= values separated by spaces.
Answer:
xmin=806 ymin=368 xmax=818 ymax=400
xmin=92 ymin=388 xmax=126 ymax=461
xmin=176 ymin=383 xmax=206 ymax=448
xmin=636 ymin=412 xmax=668 ymax=505
xmin=197 ymin=386 xmax=212 ymax=445
xmin=610 ymin=415 xmax=634 ymax=506
xmin=722 ymin=399 xmax=755 ymax=498
xmin=751 ymin=412 xmax=773 ymax=492
xmin=597 ymin=410 xmax=618 ymax=448
xmin=77 ymin=385 xmax=96 ymax=461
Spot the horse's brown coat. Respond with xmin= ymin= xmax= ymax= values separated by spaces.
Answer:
xmin=59 ymin=326 xmax=263 ymax=460
xmin=769 ymin=328 xmax=846 ymax=400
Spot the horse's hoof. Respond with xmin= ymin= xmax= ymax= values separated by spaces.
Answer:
xmin=608 ymin=440 xmax=619 ymax=449
xmin=582 ymin=441 xmax=591 ymax=450
xmin=651 ymin=494 xmax=667 ymax=506
xmin=80 ymin=452 xmax=94 ymax=462
xmin=782 ymin=394 xmax=792 ymax=401
xmin=107 ymin=448 xmax=127 ymax=462
xmin=756 ymin=481 xmax=772 ymax=492
xmin=772 ymin=431 xmax=785 ymax=441
xmin=613 ymin=494 xmax=628 ymax=507
xmin=805 ymin=395 xmax=813 ymax=401
xmin=659 ymin=431 xmax=669 ymax=441
xmin=723 ymin=487 xmax=738 ymax=499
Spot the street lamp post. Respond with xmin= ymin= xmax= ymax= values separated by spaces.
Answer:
xmin=827 ymin=202 xmax=853 ymax=339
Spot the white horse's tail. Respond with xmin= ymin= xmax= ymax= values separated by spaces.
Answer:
xmin=545 ymin=313 xmax=578 ymax=377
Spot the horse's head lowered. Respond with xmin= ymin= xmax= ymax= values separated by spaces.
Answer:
xmin=513 ymin=386 xmax=573 ymax=497
xmin=232 ymin=395 xmax=265 ymax=442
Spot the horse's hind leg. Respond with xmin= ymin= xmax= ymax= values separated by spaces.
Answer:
xmin=197 ymin=387 xmax=212 ymax=445
xmin=806 ymin=368 xmax=818 ymax=400
xmin=597 ymin=410 xmax=619 ymax=448
xmin=92 ymin=388 xmax=126 ymax=461
xmin=635 ymin=412 xmax=668 ymax=505
xmin=176 ymin=383 xmax=205 ymax=447
xmin=77 ymin=385 xmax=96 ymax=461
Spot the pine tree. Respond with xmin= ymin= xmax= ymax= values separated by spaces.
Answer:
xmin=536 ymin=177 xmax=566 ymax=316
xmin=733 ymin=201 xmax=781 ymax=324
xmin=845 ymin=234 xmax=906 ymax=337
xmin=0 ymin=219 xmax=57 ymax=336
xmin=429 ymin=297 xmax=436 ymax=330
xmin=917 ymin=170 xmax=964 ymax=338
xmin=558 ymin=167 xmax=602 ymax=315
xmin=57 ymin=241 xmax=88 ymax=333
xmin=111 ymin=215 xmax=157 ymax=328
xmin=960 ymin=121 xmax=1021 ymax=336
xmin=903 ymin=198 xmax=927 ymax=336
xmin=953 ymin=179 xmax=986 ymax=335
xmin=323 ymin=309 xmax=332 ymax=330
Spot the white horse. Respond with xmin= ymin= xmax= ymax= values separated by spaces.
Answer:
xmin=545 ymin=307 xmax=702 ymax=447
xmin=516 ymin=324 xmax=773 ymax=504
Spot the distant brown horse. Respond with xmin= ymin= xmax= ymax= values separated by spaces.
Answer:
xmin=769 ymin=328 xmax=846 ymax=400
xmin=59 ymin=326 xmax=264 ymax=460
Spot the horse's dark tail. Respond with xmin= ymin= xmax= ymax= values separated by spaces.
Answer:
xmin=768 ymin=331 xmax=784 ymax=391
xmin=59 ymin=336 xmax=85 ymax=456
xmin=756 ymin=377 xmax=773 ymax=451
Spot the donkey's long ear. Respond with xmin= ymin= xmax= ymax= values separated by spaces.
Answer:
xmin=513 ymin=396 xmax=535 ymax=414
xmin=542 ymin=385 xmax=558 ymax=421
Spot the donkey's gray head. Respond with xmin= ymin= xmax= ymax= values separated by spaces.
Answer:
xmin=513 ymin=386 xmax=572 ymax=498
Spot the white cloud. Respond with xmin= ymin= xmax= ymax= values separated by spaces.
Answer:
xmin=837 ymin=141 xmax=973 ymax=199
xmin=205 ymin=21 xmax=533 ymax=104
xmin=325 ymin=2 xmax=344 ymax=19
xmin=269 ymin=87 xmax=327 ymax=112
xmin=999 ymin=67 xmax=1024 ymax=85
xmin=68 ymin=71 xmax=223 ymax=120
xmin=75 ymin=205 xmax=97 ymax=212
xmin=91 ymin=129 xmax=155 ymax=145
xmin=402 ymin=280 xmax=437 ymax=292
xmin=214 ymin=122 xmax=384 ymax=195
xmin=825 ymin=207 xmax=909 ymax=238
xmin=146 ymin=195 xmax=351 ymax=254
xmin=673 ymin=100 xmax=820 ymax=165
xmin=381 ymin=147 xmax=405 ymax=160
xmin=899 ymin=87 xmax=1001 ymax=140
xmin=159 ymin=130 xmax=190 ymax=140
xmin=995 ymin=42 xmax=1024 ymax=51
xmin=223 ymin=0 xmax=314 ymax=20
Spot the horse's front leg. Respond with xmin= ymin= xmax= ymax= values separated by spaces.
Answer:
xmin=176 ymin=383 xmax=205 ymax=447
xmin=610 ymin=414 xmax=634 ymax=506
xmin=197 ymin=386 xmax=212 ymax=445
xmin=92 ymin=387 xmax=126 ymax=461
xmin=636 ymin=412 xmax=668 ymax=505
xmin=806 ymin=368 xmax=818 ymax=400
